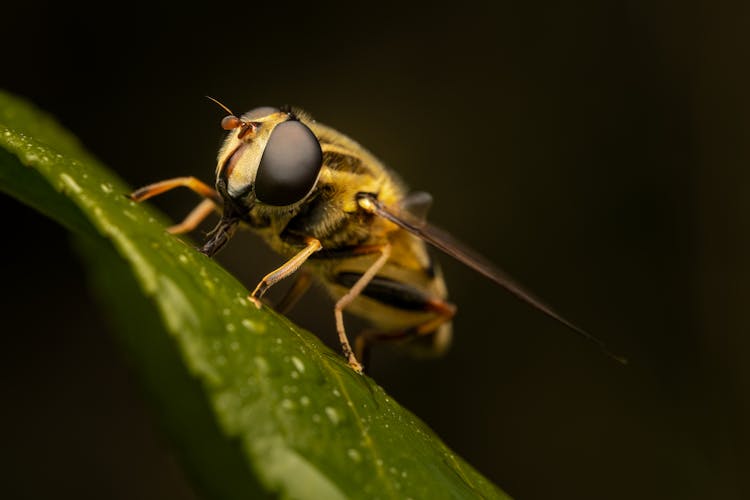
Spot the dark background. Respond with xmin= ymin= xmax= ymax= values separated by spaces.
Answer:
xmin=2 ymin=2 xmax=748 ymax=499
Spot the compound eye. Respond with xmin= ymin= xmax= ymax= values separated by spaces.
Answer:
xmin=255 ymin=121 xmax=323 ymax=206
xmin=243 ymin=106 xmax=280 ymax=121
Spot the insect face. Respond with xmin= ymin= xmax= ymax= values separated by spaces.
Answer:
xmin=216 ymin=107 xmax=323 ymax=212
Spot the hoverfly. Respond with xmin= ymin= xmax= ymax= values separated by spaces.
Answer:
xmin=131 ymin=99 xmax=624 ymax=373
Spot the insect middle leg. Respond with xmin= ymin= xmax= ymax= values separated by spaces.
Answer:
xmin=334 ymin=244 xmax=392 ymax=373
xmin=130 ymin=177 xmax=222 ymax=234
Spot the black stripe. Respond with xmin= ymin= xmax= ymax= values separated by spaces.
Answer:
xmin=323 ymin=151 xmax=371 ymax=175
xmin=334 ymin=272 xmax=433 ymax=311
xmin=309 ymin=245 xmax=372 ymax=260
xmin=280 ymin=185 xmax=348 ymax=242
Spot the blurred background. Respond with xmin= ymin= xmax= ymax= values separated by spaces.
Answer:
xmin=1 ymin=2 xmax=748 ymax=499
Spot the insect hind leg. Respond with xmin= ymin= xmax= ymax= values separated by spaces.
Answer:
xmin=354 ymin=298 xmax=455 ymax=370
xmin=332 ymin=270 xmax=456 ymax=370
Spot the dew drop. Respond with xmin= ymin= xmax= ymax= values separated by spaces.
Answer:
xmin=226 ymin=323 xmax=236 ymax=333
xmin=299 ymin=396 xmax=310 ymax=407
xmin=100 ymin=183 xmax=113 ymax=194
xmin=280 ymin=398 xmax=295 ymax=410
xmin=254 ymin=356 xmax=269 ymax=375
xmin=242 ymin=318 xmax=265 ymax=333
xmin=290 ymin=356 xmax=305 ymax=373
xmin=324 ymin=407 xmax=340 ymax=425
xmin=282 ymin=385 xmax=299 ymax=395
xmin=58 ymin=173 xmax=82 ymax=193
xmin=178 ymin=254 xmax=189 ymax=264
xmin=347 ymin=448 xmax=362 ymax=462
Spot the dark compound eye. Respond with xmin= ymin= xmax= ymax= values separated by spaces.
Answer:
xmin=255 ymin=121 xmax=323 ymax=206
xmin=242 ymin=106 xmax=280 ymax=121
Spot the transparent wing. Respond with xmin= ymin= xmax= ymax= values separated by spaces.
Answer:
xmin=361 ymin=193 xmax=626 ymax=364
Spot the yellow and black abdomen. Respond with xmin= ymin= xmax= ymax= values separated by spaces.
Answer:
xmin=309 ymin=229 xmax=454 ymax=358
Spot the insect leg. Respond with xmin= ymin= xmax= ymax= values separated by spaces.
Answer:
xmin=131 ymin=177 xmax=223 ymax=235
xmin=334 ymin=244 xmax=392 ymax=373
xmin=130 ymin=176 xmax=222 ymax=205
xmin=354 ymin=298 xmax=456 ymax=368
xmin=274 ymin=268 xmax=313 ymax=315
xmin=166 ymin=198 xmax=218 ymax=234
xmin=249 ymin=238 xmax=322 ymax=308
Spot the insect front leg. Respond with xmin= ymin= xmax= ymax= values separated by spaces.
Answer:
xmin=274 ymin=269 xmax=314 ymax=315
xmin=249 ymin=238 xmax=322 ymax=308
xmin=130 ymin=177 xmax=222 ymax=234
xmin=334 ymin=244 xmax=392 ymax=373
xmin=166 ymin=199 xmax=218 ymax=234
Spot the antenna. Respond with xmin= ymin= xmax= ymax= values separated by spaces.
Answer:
xmin=206 ymin=96 xmax=245 ymax=130
xmin=206 ymin=95 xmax=235 ymax=116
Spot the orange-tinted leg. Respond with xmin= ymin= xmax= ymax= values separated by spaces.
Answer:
xmin=166 ymin=198 xmax=217 ymax=234
xmin=130 ymin=176 xmax=221 ymax=205
xmin=131 ymin=177 xmax=222 ymax=234
xmin=249 ymin=238 xmax=322 ymax=308
xmin=354 ymin=298 xmax=456 ymax=370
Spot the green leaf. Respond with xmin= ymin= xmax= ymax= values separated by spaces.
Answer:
xmin=0 ymin=90 xmax=509 ymax=499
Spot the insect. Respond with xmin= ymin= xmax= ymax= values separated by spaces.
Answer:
xmin=131 ymin=99 xmax=625 ymax=373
